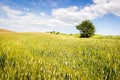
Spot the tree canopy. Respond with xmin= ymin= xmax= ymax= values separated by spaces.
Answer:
xmin=76 ymin=20 xmax=95 ymax=37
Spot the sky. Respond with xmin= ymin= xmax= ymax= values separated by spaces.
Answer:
xmin=0 ymin=0 xmax=120 ymax=35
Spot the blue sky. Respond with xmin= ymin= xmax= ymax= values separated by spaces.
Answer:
xmin=0 ymin=0 xmax=120 ymax=35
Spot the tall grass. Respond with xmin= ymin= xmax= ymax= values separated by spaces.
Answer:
xmin=0 ymin=33 xmax=120 ymax=80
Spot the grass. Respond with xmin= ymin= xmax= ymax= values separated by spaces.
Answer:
xmin=0 ymin=32 xmax=120 ymax=80
xmin=0 ymin=28 xmax=15 ymax=33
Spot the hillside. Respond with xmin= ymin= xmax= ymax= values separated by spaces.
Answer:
xmin=0 ymin=28 xmax=15 ymax=33
xmin=0 ymin=32 xmax=120 ymax=80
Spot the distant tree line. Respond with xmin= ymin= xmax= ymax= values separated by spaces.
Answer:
xmin=49 ymin=31 xmax=60 ymax=34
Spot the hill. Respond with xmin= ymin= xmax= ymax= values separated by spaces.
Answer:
xmin=0 ymin=28 xmax=15 ymax=33
xmin=0 ymin=32 xmax=120 ymax=79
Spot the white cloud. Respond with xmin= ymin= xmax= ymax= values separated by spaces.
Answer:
xmin=93 ymin=0 xmax=120 ymax=16
xmin=0 ymin=6 xmax=71 ymax=32
xmin=2 ymin=6 xmax=23 ymax=15
xmin=93 ymin=0 xmax=110 ymax=4
xmin=52 ymin=0 xmax=120 ymax=23
xmin=0 ymin=0 xmax=120 ymax=32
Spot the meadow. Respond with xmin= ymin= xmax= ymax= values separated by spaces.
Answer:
xmin=0 ymin=32 xmax=120 ymax=80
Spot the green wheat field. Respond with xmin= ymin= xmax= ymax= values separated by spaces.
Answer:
xmin=0 ymin=31 xmax=120 ymax=80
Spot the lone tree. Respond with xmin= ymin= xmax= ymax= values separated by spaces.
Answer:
xmin=76 ymin=20 xmax=95 ymax=37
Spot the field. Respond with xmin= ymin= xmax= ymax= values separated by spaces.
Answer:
xmin=0 ymin=32 xmax=120 ymax=80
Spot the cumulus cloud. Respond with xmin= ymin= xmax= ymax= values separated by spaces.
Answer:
xmin=0 ymin=6 xmax=72 ymax=32
xmin=52 ymin=6 xmax=81 ymax=24
xmin=2 ymin=6 xmax=23 ymax=15
xmin=93 ymin=0 xmax=120 ymax=16
xmin=0 ymin=0 xmax=120 ymax=32
xmin=52 ymin=0 xmax=120 ymax=23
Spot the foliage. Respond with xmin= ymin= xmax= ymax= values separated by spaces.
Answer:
xmin=50 ymin=31 xmax=60 ymax=34
xmin=0 ymin=33 xmax=120 ymax=80
xmin=76 ymin=20 xmax=95 ymax=37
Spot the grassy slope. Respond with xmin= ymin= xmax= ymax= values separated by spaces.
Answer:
xmin=0 ymin=32 xmax=120 ymax=80
xmin=0 ymin=28 xmax=15 ymax=33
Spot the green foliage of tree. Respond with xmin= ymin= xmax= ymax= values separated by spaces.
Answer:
xmin=76 ymin=20 xmax=95 ymax=37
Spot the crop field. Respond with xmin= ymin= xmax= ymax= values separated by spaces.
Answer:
xmin=0 ymin=32 xmax=120 ymax=80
